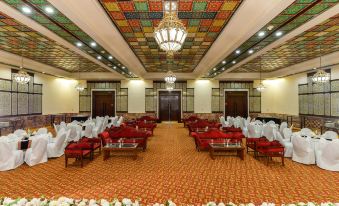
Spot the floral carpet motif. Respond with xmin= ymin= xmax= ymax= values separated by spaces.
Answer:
xmin=0 ymin=123 xmax=338 ymax=205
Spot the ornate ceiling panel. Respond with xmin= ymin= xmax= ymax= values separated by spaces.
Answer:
xmin=0 ymin=11 xmax=106 ymax=72
xmin=99 ymin=0 xmax=242 ymax=72
xmin=232 ymin=13 xmax=339 ymax=73
xmin=2 ymin=0 xmax=135 ymax=77
xmin=204 ymin=0 xmax=339 ymax=77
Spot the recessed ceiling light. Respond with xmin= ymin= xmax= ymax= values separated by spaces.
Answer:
xmin=221 ymin=67 xmax=225 ymax=71
xmin=248 ymin=49 xmax=254 ymax=54
xmin=44 ymin=6 xmax=54 ymax=14
xmin=97 ymin=56 xmax=102 ymax=60
xmin=90 ymin=42 xmax=97 ymax=47
xmin=76 ymin=42 xmax=82 ymax=47
xmin=213 ymin=68 xmax=217 ymax=71
xmin=118 ymin=64 xmax=121 ymax=66
xmin=22 ymin=6 xmax=32 ymax=14
xmin=232 ymin=60 xmax=236 ymax=64
xmin=235 ymin=50 xmax=241 ymax=54
xmin=222 ymin=60 xmax=226 ymax=64
xmin=258 ymin=31 xmax=265 ymax=37
xmin=267 ymin=25 xmax=274 ymax=31
xmin=42 ymin=72 xmax=45 ymax=74
xmin=113 ymin=66 xmax=117 ymax=69
xmin=275 ymin=31 xmax=283 ymax=37
xmin=122 ymin=66 xmax=125 ymax=69
xmin=129 ymin=72 xmax=132 ymax=74
xmin=122 ymin=72 xmax=125 ymax=75
xmin=108 ymin=56 xmax=113 ymax=60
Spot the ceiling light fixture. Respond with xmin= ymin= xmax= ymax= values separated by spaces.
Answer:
xmin=213 ymin=68 xmax=217 ymax=71
xmin=235 ymin=50 xmax=241 ymax=54
xmin=108 ymin=56 xmax=113 ymax=60
xmin=75 ymin=60 xmax=85 ymax=92
xmin=232 ymin=60 xmax=236 ymax=64
xmin=97 ymin=56 xmax=102 ymax=60
xmin=44 ymin=6 xmax=54 ymax=14
xmin=312 ymin=45 xmax=330 ymax=84
xmin=76 ymin=42 xmax=82 ymax=47
xmin=154 ymin=1 xmax=187 ymax=56
xmin=256 ymin=57 xmax=266 ymax=92
xmin=275 ymin=31 xmax=283 ymax=37
xmin=248 ymin=49 xmax=254 ymax=54
xmin=222 ymin=60 xmax=226 ymax=64
xmin=164 ymin=70 xmax=176 ymax=83
xmin=90 ymin=42 xmax=97 ymax=47
xmin=14 ymin=26 xmax=30 ymax=85
xmin=21 ymin=6 xmax=32 ymax=14
xmin=165 ymin=82 xmax=175 ymax=91
xmin=258 ymin=31 xmax=265 ymax=37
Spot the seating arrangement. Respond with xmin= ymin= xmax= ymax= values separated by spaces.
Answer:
xmin=0 ymin=141 xmax=24 ymax=171
xmin=24 ymin=137 xmax=48 ymax=166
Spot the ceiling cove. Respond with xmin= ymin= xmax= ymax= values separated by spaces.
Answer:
xmin=99 ymin=0 xmax=243 ymax=73
xmin=204 ymin=0 xmax=339 ymax=77
xmin=2 ymin=0 xmax=136 ymax=77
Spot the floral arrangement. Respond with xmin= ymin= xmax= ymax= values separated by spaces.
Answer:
xmin=0 ymin=197 xmax=337 ymax=206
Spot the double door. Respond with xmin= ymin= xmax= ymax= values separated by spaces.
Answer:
xmin=92 ymin=91 xmax=115 ymax=117
xmin=159 ymin=91 xmax=181 ymax=122
xmin=225 ymin=91 xmax=248 ymax=118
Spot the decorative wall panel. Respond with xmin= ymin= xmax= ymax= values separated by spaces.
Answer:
xmin=79 ymin=81 xmax=128 ymax=113
xmin=145 ymin=81 xmax=194 ymax=113
xmin=0 ymin=70 xmax=42 ymax=117
xmin=212 ymin=81 xmax=260 ymax=113
xmin=298 ymin=70 xmax=338 ymax=117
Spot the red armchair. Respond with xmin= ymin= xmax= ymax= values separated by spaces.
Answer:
xmin=188 ymin=120 xmax=219 ymax=136
xmin=138 ymin=116 xmax=157 ymax=124
xmin=192 ymin=129 xmax=237 ymax=151
xmin=136 ymin=121 xmax=156 ymax=135
xmin=182 ymin=116 xmax=200 ymax=127
xmin=256 ymin=140 xmax=284 ymax=166
xmin=65 ymin=142 xmax=92 ymax=168
xmin=108 ymin=126 xmax=150 ymax=151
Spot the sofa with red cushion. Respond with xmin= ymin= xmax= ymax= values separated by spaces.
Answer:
xmin=191 ymin=129 xmax=240 ymax=151
xmin=255 ymin=140 xmax=284 ymax=165
xmin=138 ymin=116 xmax=158 ymax=124
xmin=64 ymin=142 xmax=92 ymax=168
xmin=188 ymin=120 xmax=220 ymax=136
xmin=182 ymin=116 xmax=200 ymax=127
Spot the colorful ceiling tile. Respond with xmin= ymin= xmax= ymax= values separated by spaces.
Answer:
xmin=99 ymin=0 xmax=242 ymax=72
xmin=0 ymin=11 xmax=106 ymax=72
xmin=2 ymin=0 xmax=136 ymax=77
xmin=205 ymin=0 xmax=339 ymax=77
xmin=232 ymin=14 xmax=339 ymax=73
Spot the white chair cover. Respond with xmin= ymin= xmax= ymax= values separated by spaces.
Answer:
xmin=0 ymin=141 xmax=24 ymax=171
xmin=47 ymin=131 xmax=68 ymax=158
xmin=247 ymin=124 xmax=263 ymax=138
xmin=60 ymin=122 xmax=67 ymax=131
xmin=279 ymin=122 xmax=288 ymax=134
xmin=262 ymin=124 xmax=276 ymax=141
xmin=53 ymin=123 xmax=60 ymax=134
xmin=275 ymin=131 xmax=293 ymax=157
xmin=254 ymin=120 xmax=263 ymax=125
xmin=82 ymin=124 xmax=93 ymax=138
xmin=219 ymin=116 xmax=229 ymax=128
xmin=321 ymin=131 xmax=338 ymax=140
xmin=36 ymin=128 xmax=48 ymax=135
xmin=292 ymin=135 xmax=315 ymax=164
xmin=266 ymin=120 xmax=275 ymax=125
xmin=300 ymin=128 xmax=315 ymax=137
xmin=315 ymin=139 xmax=339 ymax=171
xmin=282 ymin=128 xmax=293 ymax=141
xmin=13 ymin=129 xmax=27 ymax=137
xmin=24 ymin=137 xmax=48 ymax=166
xmin=67 ymin=126 xmax=80 ymax=142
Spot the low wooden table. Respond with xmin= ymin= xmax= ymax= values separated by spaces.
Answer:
xmin=103 ymin=143 xmax=139 ymax=160
xmin=209 ymin=143 xmax=245 ymax=160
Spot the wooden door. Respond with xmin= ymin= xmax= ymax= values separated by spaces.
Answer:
xmin=225 ymin=91 xmax=248 ymax=117
xmin=92 ymin=91 xmax=115 ymax=117
xmin=159 ymin=91 xmax=181 ymax=122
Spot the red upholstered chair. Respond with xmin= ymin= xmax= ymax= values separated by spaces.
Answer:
xmin=109 ymin=126 xmax=150 ymax=151
xmin=194 ymin=129 xmax=234 ymax=151
xmin=64 ymin=142 xmax=92 ymax=168
xmin=182 ymin=116 xmax=200 ymax=127
xmin=138 ymin=116 xmax=157 ymax=124
xmin=80 ymin=137 xmax=101 ymax=154
xmin=256 ymin=140 xmax=284 ymax=165
xmin=98 ymin=131 xmax=110 ymax=147
xmin=136 ymin=121 xmax=156 ymax=135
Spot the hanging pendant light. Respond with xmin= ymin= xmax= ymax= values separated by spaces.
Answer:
xmin=75 ymin=60 xmax=85 ymax=92
xmin=256 ymin=57 xmax=265 ymax=92
xmin=164 ymin=70 xmax=176 ymax=83
xmin=312 ymin=45 xmax=330 ymax=84
xmin=154 ymin=1 xmax=187 ymax=56
xmin=14 ymin=31 xmax=30 ymax=85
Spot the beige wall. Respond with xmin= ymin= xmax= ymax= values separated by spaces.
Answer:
xmin=121 ymin=79 xmax=153 ymax=113
xmin=0 ymin=65 xmax=79 ymax=115
xmin=188 ymin=80 xmax=219 ymax=113
xmin=260 ymin=65 xmax=339 ymax=115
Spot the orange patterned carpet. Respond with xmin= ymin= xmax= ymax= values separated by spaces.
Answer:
xmin=0 ymin=123 xmax=338 ymax=205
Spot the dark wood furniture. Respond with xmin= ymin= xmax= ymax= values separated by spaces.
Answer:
xmin=103 ymin=143 xmax=139 ymax=160
xmin=209 ymin=143 xmax=245 ymax=160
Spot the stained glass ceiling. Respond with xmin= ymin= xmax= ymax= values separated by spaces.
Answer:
xmin=204 ymin=0 xmax=339 ymax=77
xmin=233 ymin=13 xmax=339 ymax=73
xmin=2 ymin=0 xmax=136 ymax=77
xmin=99 ymin=0 xmax=243 ymax=73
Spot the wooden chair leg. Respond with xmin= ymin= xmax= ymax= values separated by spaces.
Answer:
xmin=266 ymin=156 xmax=269 ymax=165
xmin=65 ymin=156 xmax=68 ymax=168
xmin=80 ymin=155 xmax=83 ymax=168
xmin=282 ymin=156 xmax=285 ymax=166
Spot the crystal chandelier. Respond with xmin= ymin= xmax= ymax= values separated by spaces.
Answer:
xmin=154 ymin=1 xmax=187 ymax=56
xmin=312 ymin=45 xmax=330 ymax=84
xmin=14 ymin=70 xmax=30 ymax=84
xmin=164 ymin=70 xmax=176 ymax=83
xmin=75 ymin=60 xmax=85 ymax=92
xmin=166 ymin=82 xmax=175 ymax=91
xmin=256 ymin=57 xmax=265 ymax=92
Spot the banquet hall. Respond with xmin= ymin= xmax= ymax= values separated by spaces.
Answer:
xmin=0 ymin=0 xmax=338 ymax=205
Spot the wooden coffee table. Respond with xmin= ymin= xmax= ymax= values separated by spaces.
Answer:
xmin=209 ymin=143 xmax=245 ymax=160
xmin=103 ymin=143 xmax=139 ymax=160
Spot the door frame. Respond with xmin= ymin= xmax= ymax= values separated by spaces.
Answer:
xmin=223 ymin=89 xmax=249 ymax=117
xmin=91 ymin=89 xmax=116 ymax=117
xmin=157 ymin=89 xmax=183 ymax=121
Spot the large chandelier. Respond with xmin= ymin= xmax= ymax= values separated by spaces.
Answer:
xmin=312 ymin=69 xmax=330 ymax=83
xmin=75 ymin=60 xmax=85 ymax=92
xmin=154 ymin=1 xmax=187 ymax=56
xmin=256 ymin=57 xmax=265 ymax=92
xmin=14 ymin=70 xmax=30 ymax=84
xmin=312 ymin=45 xmax=330 ymax=84
xmin=166 ymin=82 xmax=175 ymax=91
xmin=164 ymin=70 xmax=176 ymax=83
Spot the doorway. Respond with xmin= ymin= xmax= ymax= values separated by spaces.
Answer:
xmin=158 ymin=91 xmax=181 ymax=122
xmin=92 ymin=91 xmax=115 ymax=118
xmin=224 ymin=91 xmax=248 ymax=117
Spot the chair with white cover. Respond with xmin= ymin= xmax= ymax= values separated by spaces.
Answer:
xmin=47 ymin=130 xmax=68 ymax=158
xmin=275 ymin=131 xmax=293 ymax=157
xmin=82 ymin=124 xmax=93 ymax=138
xmin=266 ymin=120 xmax=275 ymax=125
xmin=282 ymin=128 xmax=293 ymax=142
xmin=53 ymin=123 xmax=60 ymax=134
xmin=60 ymin=122 xmax=67 ymax=131
xmin=219 ymin=116 xmax=229 ymax=128
xmin=36 ymin=128 xmax=48 ymax=135
xmin=24 ymin=137 xmax=48 ymax=166
xmin=0 ymin=141 xmax=24 ymax=171
xmin=116 ymin=116 xmax=124 ymax=127
xmin=321 ymin=131 xmax=338 ymax=140
xmin=315 ymin=139 xmax=339 ymax=171
xmin=262 ymin=124 xmax=277 ymax=142
xmin=67 ymin=126 xmax=80 ymax=142
xmin=247 ymin=124 xmax=263 ymax=138
xmin=300 ymin=128 xmax=315 ymax=137
xmin=292 ymin=135 xmax=315 ymax=164
xmin=279 ymin=122 xmax=288 ymax=134
xmin=92 ymin=119 xmax=103 ymax=137
xmin=254 ymin=120 xmax=263 ymax=125
xmin=13 ymin=129 xmax=27 ymax=137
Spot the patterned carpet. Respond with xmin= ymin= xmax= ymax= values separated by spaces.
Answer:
xmin=0 ymin=123 xmax=338 ymax=205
